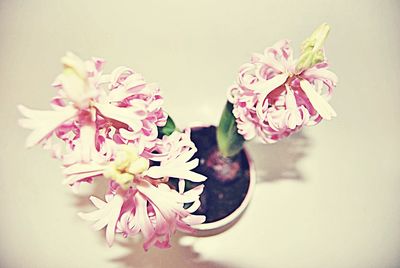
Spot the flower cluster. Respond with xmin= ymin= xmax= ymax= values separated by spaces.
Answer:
xmin=228 ymin=30 xmax=338 ymax=143
xmin=18 ymin=53 xmax=207 ymax=250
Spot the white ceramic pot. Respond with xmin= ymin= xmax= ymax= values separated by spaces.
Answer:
xmin=187 ymin=124 xmax=256 ymax=236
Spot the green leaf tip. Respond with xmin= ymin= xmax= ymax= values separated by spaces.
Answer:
xmin=158 ymin=116 xmax=176 ymax=137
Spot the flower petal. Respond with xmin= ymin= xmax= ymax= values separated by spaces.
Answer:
xmin=61 ymin=51 xmax=87 ymax=79
xmin=62 ymin=162 xmax=105 ymax=184
xmin=90 ymin=196 xmax=106 ymax=209
xmin=80 ymin=124 xmax=96 ymax=162
xmin=78 ymin=194 xmax=124 ymax=247
xmin=251 ymin=73 xmax=288 ymax=94
xmin=135 ymin=193 xmax=155 ymax=250
xmin=300 ymin=79 xmax=337 ymax=120
xmin=303 ymin=66 xmax=338 ymax=85
xmin=18 ymin=105 xmax=77 ymax=147
xmin=182 ymin=215 xmax=206 ymax=225
xmin=94 ymin=103 xmax=143 ymax=132
xmin=146 ymin=165 xmax=207 ymax=182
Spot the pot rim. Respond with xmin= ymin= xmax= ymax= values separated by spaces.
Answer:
xmin=189 ymin=124 xmax=256 ymax=231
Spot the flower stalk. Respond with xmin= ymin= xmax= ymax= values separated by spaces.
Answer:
xmin=216 ymin=102 xmax=245 ymax=157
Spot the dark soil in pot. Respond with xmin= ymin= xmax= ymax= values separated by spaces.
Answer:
xmin=180 ymin=125 xmax=251 ymax=223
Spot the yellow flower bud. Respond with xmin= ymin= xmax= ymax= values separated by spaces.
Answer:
xmin=103 ymin=144 xmax=150 ymax=189
xmin=61 ymin=52 xmax=87 ymax=79
xmin=114 ymin=172 xmax=135 ymax=189
xmin=127 ymin=157 xmax=150 ymax=175
xmin=296 ymin=23 xmax=330 ymax=72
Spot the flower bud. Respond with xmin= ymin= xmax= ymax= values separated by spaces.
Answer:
xmin=296 ymin=23 xmax=330 ymax=72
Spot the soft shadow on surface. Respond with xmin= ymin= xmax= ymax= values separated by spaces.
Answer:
xmin=246 ymin=132 xmax=310 ymax=183
xmin=68 ymin=181 xmax=234 ymax=268
xmin=65 ymin=133 xmax=309 ymax=268
xmin=110 ymin=233 xmax=234 ymax=268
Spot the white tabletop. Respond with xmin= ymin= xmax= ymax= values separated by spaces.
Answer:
xmin=1 ymin=1 xmax=399 ymax=267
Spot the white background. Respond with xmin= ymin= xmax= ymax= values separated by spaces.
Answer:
xmin=1 ymin=0 xmax=399 ymax=267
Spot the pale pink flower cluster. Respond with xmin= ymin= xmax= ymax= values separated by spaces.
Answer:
xmin=19 ymin=52 xmax=167 ymax=162
xmin=228 ymin=40 xmax=338 ymax=143
xmin=66 ymin=129 xmax=206 ymax=250
xmin=18 ymin=53 xmax=207 ymax=250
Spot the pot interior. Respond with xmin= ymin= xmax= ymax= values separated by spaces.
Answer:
xmin=169 ymin=125 xmax=254 ymax=231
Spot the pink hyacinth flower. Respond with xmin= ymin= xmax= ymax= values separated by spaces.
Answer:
xmin=18 ymin=53 xmax=207 ymax=250
xmin=65 ymin=130 xmax=207 ymax=249
xmin=79 ymin=180 xmax=205 ymax=250
xmin=228 ymin=39 xmax=337 ymax=143
xmin=18 ymin=52 xmax=167 ymax=164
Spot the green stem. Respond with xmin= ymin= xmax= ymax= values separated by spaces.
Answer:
xmin=216 ymin=102 xmax=245 ymax=158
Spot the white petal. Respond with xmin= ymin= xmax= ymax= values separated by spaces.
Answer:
xmin=182 ymin=215 xmax=206 ymax=225
xmin=89 ymin=196 xmax=106 ymax=209
xmin=135 ymin=193 xmax=155 ymax=240
xmin=78 ymin=195 xmax=123 ymax=247
xmin=78 ymin=209 xmax=106 ymax=221
xmin=61 ymin=52 xmax=87 ymax=79
xmin=185 ymin=200 xmax=201 ymax=213
xmin=252 ymin=73 xmax=288 ymax=94
xmin=94 ymin=103 xmax=143 ymax=132
xmin=62 ymin=171 xmax=103 ymax=185
xmin=300 ymin=79 xmax=337 ymax=120
xmin=63 ymin=162 xmax=105 ymax=176
xmin=107 ymin=86 xmax=130 ymax=103
xmin=253 ymin=73 xmax=288 ymax=120
xmin=184 ymin=184 xmax=204 ymax=198
xmin=79 ymin=124 xmax=98 ymax=162
xmin=178 ymin=179 xmax=185 ymax=194
xmin=106 ymin=195 xmax=124 ymax=246
xmin=18 ymin=105 xmax=77 ymax=147
xmin=146 ymin=166 xmax=206 ymax=182
xmin=303 ymin=66 xmax=338 ymax=85
xmin=119 ymin=128 xmax=138 ymax=140
xmin=285 ymin=86 xmax=297 ymax=110
xmin=123 ymin=74 xmax=146 ymax=91
xmin=56 ymin=71 xmax=89 ymax=107
xmin=175 ymin=148 xmax=196 ymax=164
xmin=97 ymin=74 xmax=111 ymax=84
